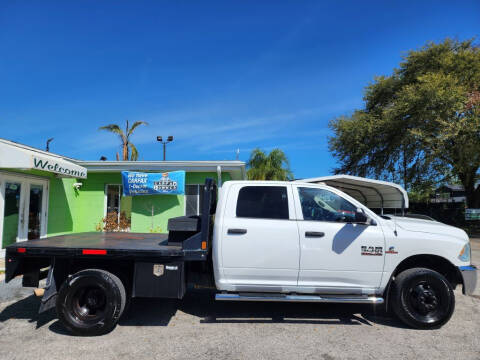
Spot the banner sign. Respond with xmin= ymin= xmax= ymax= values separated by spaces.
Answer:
xmin=121 ymin=171 xmax=185 ymax=196
xmin=466 ymin=209 xmax=480 ymax=221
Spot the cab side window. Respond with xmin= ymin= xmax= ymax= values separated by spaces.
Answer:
xmin=236 ymin=186 xmax=289 ymax=220
xmin=298 ymin=187 xmax=357 ymax=222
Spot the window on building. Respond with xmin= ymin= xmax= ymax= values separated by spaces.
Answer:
xmin=236 ymin=186 xmax=289 ymax=220
xmin=105 ymin=185 xmax=131 ymax=231
xmin=106 ymin=185 xmax=121 ymax=216
xmin=185 ymin=184 xmax=204 ymax=216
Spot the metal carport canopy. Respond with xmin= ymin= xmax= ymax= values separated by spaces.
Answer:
xmin=298 ymin=174 xmax=409 ymax=210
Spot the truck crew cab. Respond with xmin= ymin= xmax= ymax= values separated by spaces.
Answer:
xmin=5 ymin=178 xmax=477 ymax=335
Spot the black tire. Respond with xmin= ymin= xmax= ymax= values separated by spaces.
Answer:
xmin=391 ymin=267 xmax=455 ymax=329
xmin=56 ymin=269 xmax=126 ymax=336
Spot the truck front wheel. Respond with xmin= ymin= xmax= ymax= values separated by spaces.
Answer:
xmin=391 ymin=267 xmax=455 ymax=329
xmin=56 ymin=269 xmax=126 ymax=336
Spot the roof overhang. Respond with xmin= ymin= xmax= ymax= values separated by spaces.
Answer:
xmin=77 ymin=160 xmax=247 ymax=180
xmin=298 ymin=174 xmax=408 ymax=209
xmin=0 ymin=139 xmax=87 ymax=179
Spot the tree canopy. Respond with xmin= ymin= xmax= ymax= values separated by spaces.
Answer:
xmin=329 ymin=38 xmax=480 ymax=207
xmin=99 ymin=120 xmax=148 ymax=161
xmin=247 ymin=148 xmax=293 ymax=181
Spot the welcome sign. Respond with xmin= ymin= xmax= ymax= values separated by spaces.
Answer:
xmin=121 ymin=171 xmax=185 ymax=196
xmin=31 ymin=155 xmax=87 ymax=179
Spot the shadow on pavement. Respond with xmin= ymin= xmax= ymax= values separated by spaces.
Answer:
xmin=0 ymin=295 xmax=56 ymax=329
xmin=119 ymin=297 xmax=179 ymax=326
xmin=0 ymin=291 xmax=410 ymax=334
xmin=116 ymin=292 xmax=409 ymax=329
xmin=178 ymin=292 xmax=409 ymax=328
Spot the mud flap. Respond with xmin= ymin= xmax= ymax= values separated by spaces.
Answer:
xmin=39 ymin=259 xmax=67 ymax=314
xmin=383 ymin=276 xmax=394 ymax=313
xmin=5 ymin=255 xmax=20 ymax=283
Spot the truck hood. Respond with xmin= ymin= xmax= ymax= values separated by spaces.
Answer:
xmin=388 ymin=216 xmax=468 ymax=241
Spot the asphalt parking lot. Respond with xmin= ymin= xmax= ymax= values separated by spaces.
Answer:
xmin=0 ymin=241 xmax=479 ymax=360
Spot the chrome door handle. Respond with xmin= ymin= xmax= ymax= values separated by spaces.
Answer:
xmin=228 ymin=228 xmax=247 ymax=235
xmin=305 ymin=231 xmax=325 ymax=237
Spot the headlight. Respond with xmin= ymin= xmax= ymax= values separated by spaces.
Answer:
xmin=458 ymin=243 xmax=471 ymax=262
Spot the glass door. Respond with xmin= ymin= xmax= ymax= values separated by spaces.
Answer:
xmin=1 ymin=181 xmax=22 ymax=248
xmin=27 ymin=183 xmax=45 ymax=240
xmin=0 ymin=174 xmax=48 ymax=251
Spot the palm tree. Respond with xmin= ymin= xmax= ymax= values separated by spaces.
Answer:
xmin=99 ymin=120 xmax=148 ymax=161
xmin=247 ymin=148 xmax=294 ymax=180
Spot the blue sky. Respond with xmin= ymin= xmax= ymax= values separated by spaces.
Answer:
xmin=1 ymin=1 xmax=478 ymax=178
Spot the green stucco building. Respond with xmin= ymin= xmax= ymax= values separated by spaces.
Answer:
xmin=0 ymin=138 xmax=246 ymax=257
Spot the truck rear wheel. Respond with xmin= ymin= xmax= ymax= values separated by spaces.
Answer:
xmin=391 ymin=267 xmax=455 ymax=329
xmin=56 ymin=269 xmax=126 ymax=336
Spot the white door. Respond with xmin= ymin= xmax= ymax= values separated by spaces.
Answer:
xmin=220 ymin=184 xmax=300 ymax=289
xmin=0 ymin=174 xmax=48 ymax=253
xmin=293 ymin=185 xmax=385 ymax=292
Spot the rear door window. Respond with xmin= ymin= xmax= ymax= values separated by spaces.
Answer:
xmin=236 ymin=186 xmax=289 ymax=220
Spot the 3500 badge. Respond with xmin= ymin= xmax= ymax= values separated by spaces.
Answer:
xmin=361 ymin=246 xmax=383 ymax=256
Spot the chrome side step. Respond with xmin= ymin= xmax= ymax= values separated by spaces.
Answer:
xmin=215 ymin=293 xmax=384 ymax=304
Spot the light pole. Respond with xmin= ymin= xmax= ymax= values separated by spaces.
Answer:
xmin=156 ymin=136 xmax=174 ymax=161
xmin=46 ymin=138 xmax=54 ymax=152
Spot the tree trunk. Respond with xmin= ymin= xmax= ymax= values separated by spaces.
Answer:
xmin=465 ymin=186 xmax=480 ymax=208
xmin=459 ymin=170 xmax=480 ymax=208
xmin=122 ymin=142 xmax=128 ymax=161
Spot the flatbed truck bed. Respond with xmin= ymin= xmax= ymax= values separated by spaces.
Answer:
xmin=7 ymin=232 xmax=183 ymax=257
xmin=6 ymin=226 xmax=211 ymax=286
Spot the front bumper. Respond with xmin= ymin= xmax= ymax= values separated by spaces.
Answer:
xmin=459 ymin=265 xmax=477 ymax=295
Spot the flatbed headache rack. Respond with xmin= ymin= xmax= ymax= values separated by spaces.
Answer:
xmin=4 ymin=178 xmax=217 ymax=307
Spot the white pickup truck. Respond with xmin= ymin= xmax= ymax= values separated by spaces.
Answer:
xmin=5 ymin=177 xmax=477 ymax=335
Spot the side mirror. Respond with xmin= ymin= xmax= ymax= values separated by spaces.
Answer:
xmin=354 ymin=209 xmax=368 ymax=224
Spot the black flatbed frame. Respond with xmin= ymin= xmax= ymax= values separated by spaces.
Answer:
xmin=6 ymin=232 xmax=186 ymax=258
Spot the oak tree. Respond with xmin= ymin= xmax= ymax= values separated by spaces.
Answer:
xmin=329 ymin=39 xmax=480 ymax=207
